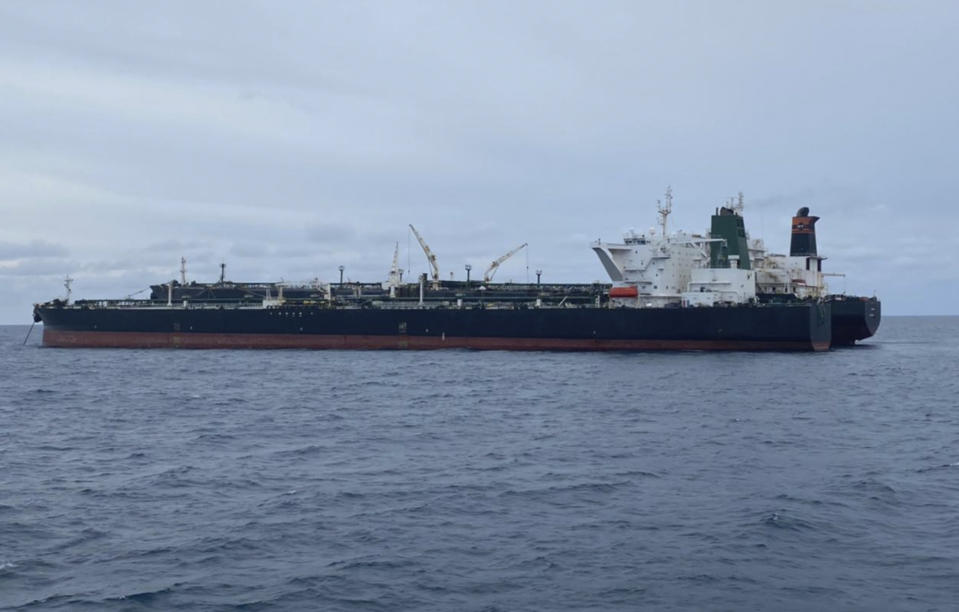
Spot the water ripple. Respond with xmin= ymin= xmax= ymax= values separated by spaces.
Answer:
xmin=2 ymin=319 xmax=958 ymax=611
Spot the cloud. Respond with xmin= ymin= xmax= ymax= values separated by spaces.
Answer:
xmin=142 ymin=239 xmax=207 ymax=253
xmin=0 ymin=2 xmax=958 ymax=321
xmin=0 ymin=240 xmax=68 ymax=260
xmin=305 ymin=223 xmax=357 ymax=244
xmin=0 ymin=259 xmax=70 ymax=277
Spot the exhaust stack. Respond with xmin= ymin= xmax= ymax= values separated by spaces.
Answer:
xmin=790 ymin=206 xmax=819 ymax=256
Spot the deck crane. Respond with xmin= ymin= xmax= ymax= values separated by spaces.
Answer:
xmin=483 ymin=242 xmax=527 ymax=284
xmin=409 ymin=224 xmax=440 ymax=289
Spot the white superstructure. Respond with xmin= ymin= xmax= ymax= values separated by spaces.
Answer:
xmin=683 ymin=267 xmax=756 ymax=307
xmin=592 ymin=190 xmax=757 ymax=308
xmin=592 ymin=229 xmax=713 ymax=307
xmin=750 ymin=247 xmax=827 ymax=299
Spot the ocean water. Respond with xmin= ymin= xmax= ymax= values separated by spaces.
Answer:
xmin=1 ymin=318 xmax=958 ymax=611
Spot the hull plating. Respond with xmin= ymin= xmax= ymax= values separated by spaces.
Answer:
xmin=42 ymin=329 xmax=829 ymax=351
xmin=37 ymin=302 xmax=831 ymax=352
xmin=829 ymin=297 xmax=881 ymax=346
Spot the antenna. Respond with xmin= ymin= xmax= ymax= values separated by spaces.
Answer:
xmin=180 ymin=257 xmax=187 ymax=284
xmin=733 ymin=191 xmax=745 ymax=216
xmin=64 ymin=275 xmax=73 ymax=304
xmin=657 ymin=186 xmax=673 ymax=236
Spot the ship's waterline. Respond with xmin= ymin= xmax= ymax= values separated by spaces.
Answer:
xmin=41 ymin=329 xmax=831 ymax=351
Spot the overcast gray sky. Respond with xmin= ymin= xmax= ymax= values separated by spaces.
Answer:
xmin=2 ymin=1 xmax=957 ymax=323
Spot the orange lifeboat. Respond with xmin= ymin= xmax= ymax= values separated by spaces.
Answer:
xmin=609 ymin=286 xmax=639 ymax=298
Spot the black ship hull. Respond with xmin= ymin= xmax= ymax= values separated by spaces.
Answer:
xmin=827 ymin=296 xmax=881 ymax=346
xmin=36 ymin=302 xmax=832 ymax=351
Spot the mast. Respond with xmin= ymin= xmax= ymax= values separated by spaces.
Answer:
xmin=391 ymin=242 xmax=402 ymax=284
xmin=386 ymin=241 xmax=403 ymax=296
xmin=657 ymin=186 xmax=673 ymax=237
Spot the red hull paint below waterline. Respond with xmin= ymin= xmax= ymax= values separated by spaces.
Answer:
xmin=42 ymin=329 xmax=830 ymax=352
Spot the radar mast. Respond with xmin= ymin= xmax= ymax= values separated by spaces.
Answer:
xmin=657 ymin=186 xmax=673 ymax=237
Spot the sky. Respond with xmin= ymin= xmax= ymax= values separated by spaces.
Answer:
xmin=2 ymin=1 xmax=957 ymax=323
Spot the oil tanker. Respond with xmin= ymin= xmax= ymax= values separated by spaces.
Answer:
xmin=32 ymin=196 xmax=878 ymax=351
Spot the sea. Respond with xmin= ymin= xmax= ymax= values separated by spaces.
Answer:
xmin=1 ymin=317 xmax=958 ymax=611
